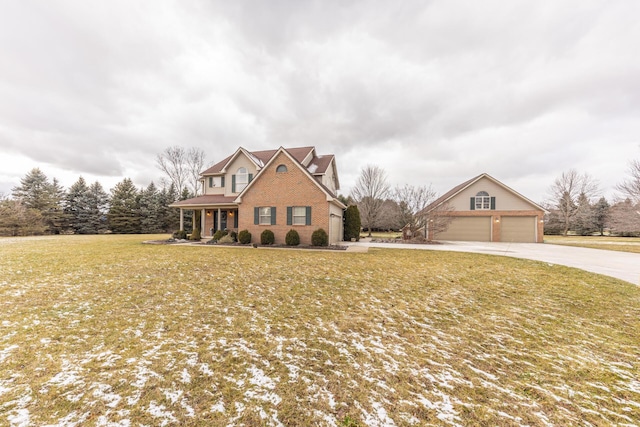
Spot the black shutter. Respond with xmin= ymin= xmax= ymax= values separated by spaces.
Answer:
xmin=232 ymin=175 xmax=236 ymax=193
xmin=490 ymin=197 xmax=496 ymax=210
xmin=305 ymin=206 xmax=312 ymax=225
xmin=271 ymin=207 xmax=277 ymax=225
xmin=254 ymin=207 xmax=259 ymax=225
xmin=287 ymin=207 xmax=292 ymax=225
xmin=221 ymin=176 xmax=225 ymax=187
xmin=470 ymin=197 xmax=475 ymax=210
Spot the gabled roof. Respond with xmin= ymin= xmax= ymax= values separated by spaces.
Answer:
xmin=235 ymin=147 xmax=346 ymax=208
xmin=422 ymin=173 xmax=546 ymax=213
xmin=201 ymin=146 xmax=318 ymax=175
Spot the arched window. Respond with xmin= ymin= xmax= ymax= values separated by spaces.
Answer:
xmin=475 ymin=191 xmax=491 ymax=210
xmin=276 ymin=164 xmax=288 ymax=173
xmin=235 ymin=167 xmax=248 ymax=192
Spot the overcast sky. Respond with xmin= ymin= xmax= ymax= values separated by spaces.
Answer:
xmin=1 ymin=0 xmax=639 ymax=204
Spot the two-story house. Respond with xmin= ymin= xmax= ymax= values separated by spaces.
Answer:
xmin=170 ymin=146 xmax=346 ymax=245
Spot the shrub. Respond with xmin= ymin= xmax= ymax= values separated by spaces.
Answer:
xmin=213 ymin=229 xmax=226 ymax=241
xmin=344 ymin=205 xmax=361 ymax=241
xmin=218 ymin=234 xmax=235 ymax=244
xmin=190 ymin=228 xmax=202 ymax=241
xmin=312 ymin=228 xmax=328 ymax=246
xmin=285 ymin=229 xmax=300 ymax=246
xmin=172 ymin=230 xmax=188 ymax=240
xmin=229 ymin=230 xmax=238 ymax=241
xmin=238 ymin=229 xmax=252 ymax=244
xmin=261 ymin=229 xmax=275 ymax=245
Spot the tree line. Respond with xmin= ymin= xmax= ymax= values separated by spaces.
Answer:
xmin=544 ymin=161 xmax=640 ymax=236
xmin=0 ymin=146 xmax=206 ymax=237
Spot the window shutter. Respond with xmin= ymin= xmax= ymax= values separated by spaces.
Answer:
xmin=208 ymin=177 xmax=213 ymax=187
xmin=254 ymin=207 xmax=259 ymax=225
xmin=234 ymin=211 xmax=238 ymax=228
xmin=287 ymin=207 xmax=292 ymax=225
xmin=271 ymin=207 xmax=277 ymax=225
xmin=470 ymin=197 xmax=475 ymax=210
xmin=248 ymin=173 xmax=253 ymax=183
xmin=221 ymin=176 xmax=225 ymax=187
xmin=490 ymin=197 xmax=496 ymax=210
xmin=305 ymin=206 xmax=312 ymax=225
xmin=232 ymin=175 xmax=236 ymax=193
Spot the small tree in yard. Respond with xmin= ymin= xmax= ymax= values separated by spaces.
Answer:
xmin=343 ymin=205 xmax=361 ymax=241
xmin=393 ymin=184 xmax=438 ymax=239
xmin=350 ymin=165 xmax=390 ymax=236
xmin=593 ymin=197 xmax=610 ymax=236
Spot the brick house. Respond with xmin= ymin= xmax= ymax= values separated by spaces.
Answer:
xmin=170 ymin=146 xmax=346 ymax=245
xmin=423 ymin=173 xmax=546 ymax=243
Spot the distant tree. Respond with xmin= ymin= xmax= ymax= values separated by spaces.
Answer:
xmin=139 ymin=182 xmax=163 ymax=233
xmin=108 ymin=178 xmax=141 ymax=233
xmin=393 ymin=184 xmax=438 ymax=238
xmin=350 ymin=165 xmax=390 ymax=237
xmin=343 ymin=205 xmax=362 ymax=241
xmin=607 ymin=199 xmax=640 ymax=237
xmin=617 ymin=159 xmax=640 ymax=204
xmin=0 ymin=199 xmax=46 ymax=236
xmin=573 ymin=193 xmax=596 ymax=236
xmin=592 ymin=197 xmax=610 ymax=236
xmin=337 ymin=194 xmax=353 ymax=206
xmin=547 ymin=169 xmax=599 ymax=236
xmin=156 ymin=146 xmax=206 ymax=196
xmin=12 ymin=168 xmax=66 ymax=234
xmin=65 ymin=176 xmax=90 ymax=234
xmin=377 ymin=199 xmax=403 ymax=231
xmin=157 ymin=183 xmax=180 ymax=232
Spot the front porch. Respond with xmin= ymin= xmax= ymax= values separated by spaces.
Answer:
xmin=170 ymin=195 xmax=240 ymax=238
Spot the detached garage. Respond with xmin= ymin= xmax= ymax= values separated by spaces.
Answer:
xmin=422 ymin=173 xmax=546 ymax=243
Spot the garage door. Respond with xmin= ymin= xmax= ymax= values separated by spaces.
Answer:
xmin=435 ymin=217 xmax=491 ymax=242
xmin=501 ymin=216 xmax=536 ymax=243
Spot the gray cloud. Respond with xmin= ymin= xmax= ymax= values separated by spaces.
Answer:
xmin=1 ymin=0 xmax=639 ymax=203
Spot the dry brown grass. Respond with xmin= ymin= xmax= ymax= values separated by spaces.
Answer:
xmin=1 ymin=235 xmax=639 ymax=426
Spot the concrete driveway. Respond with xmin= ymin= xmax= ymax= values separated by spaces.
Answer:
xmin=343 ymin=240 xmax=640 ymax=286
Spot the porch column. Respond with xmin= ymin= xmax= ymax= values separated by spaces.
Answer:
xmin=201 ymin=209 xmax=206 ymax=235
xmin=179 ymin=209 xmax=184 ymax=231
xmin=217 ymin=208 xmax=222 ymax=231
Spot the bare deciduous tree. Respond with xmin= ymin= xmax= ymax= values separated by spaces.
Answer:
xmin=156 ymin=146 xmax=207 ymax=196
xmin=617 ymin=159 xmax=640 ymax=204
xmin=547 ymin=169 xmax=599 ymax=236
xmin=393 ymin=184 xmax=437 ymax=238
xmin=350 ymin=165 xmax=390 ymax=237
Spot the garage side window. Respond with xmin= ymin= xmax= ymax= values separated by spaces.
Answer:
xmin=471 ymin=191 xmax=495 ymax=210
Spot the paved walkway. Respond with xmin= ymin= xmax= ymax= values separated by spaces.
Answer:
xmin=342 ymin=240 xmax=640 ymax=286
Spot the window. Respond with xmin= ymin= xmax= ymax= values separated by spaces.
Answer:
xmin=255 ymin=207 xmax=276 ymax=225
xmin=235 ymin=167 xmax=248 ymax=192
xmin=208 ymin=176 xmax=224 ymax=187
xmin=287 ymin=206 xmax=311 ymax=225
xmin=276 ymin=164 xmax=288 ymax=173
xmin=471 ymin=191 xmax=494 ymax=210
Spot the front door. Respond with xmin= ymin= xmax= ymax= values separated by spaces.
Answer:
xmin=220 ymin=211 xmax=227 ymax=231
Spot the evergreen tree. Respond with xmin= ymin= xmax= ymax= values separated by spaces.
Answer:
xmin=573 ymin=192 xmax=596 ymax=236
xmin=593 ymin=197 xmax=610 ymax=236
xmin=343 ymin=205 xmax=362 ymax=241
xmin=157 ymin=183 xmax=180 ymax=232
xmin=65 ymin=176 xmax=90 ymax=234
xmin=85 ymin=181 xmax=109 ymax=234
xmin=139 ymin=182 xmax=163 ymax=233
xmin=180 ymin=187 xmax=193 ymax=231
xmin=12 ymin=168 xmax=66 ymax=234
xmin=108 ymin=178 xmax=141 ymax=233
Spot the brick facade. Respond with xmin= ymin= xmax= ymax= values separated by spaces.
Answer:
xmin=238 ymin=152 xmax=332 ymax=245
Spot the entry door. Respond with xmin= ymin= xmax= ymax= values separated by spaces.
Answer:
xmin=220 ymin=211 xmax=227 ymax=230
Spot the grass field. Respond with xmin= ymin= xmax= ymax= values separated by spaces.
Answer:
xmin=545 ymin=235 xmax=640 ymax=254
xmin=1 ymin=235 xmax=640 ymax=426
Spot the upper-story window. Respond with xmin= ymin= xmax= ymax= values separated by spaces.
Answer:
xmin=475 ymin=191 xmax=491 ymax=210
xmin=276 ymin=164 xmax=288 ymax=173
xmin=235 ymin=167 xmax=248 ymax=192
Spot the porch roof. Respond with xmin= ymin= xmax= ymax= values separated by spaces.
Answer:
xmin=169 ymin=195 xmax=238 ymax=208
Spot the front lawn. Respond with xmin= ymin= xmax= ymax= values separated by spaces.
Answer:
xmin=1 ymin=235 xmax=639 ymax=426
